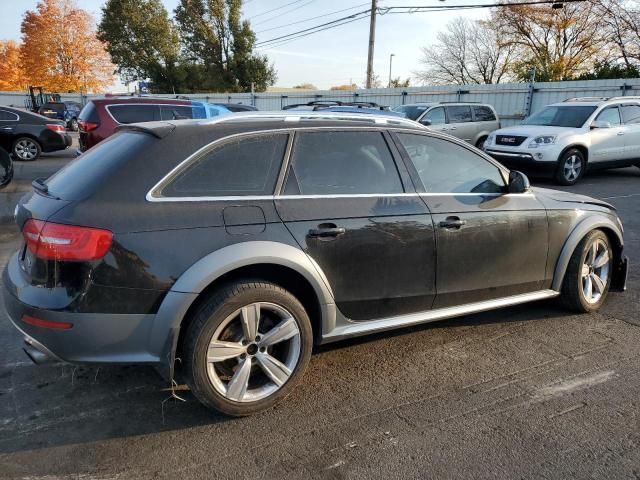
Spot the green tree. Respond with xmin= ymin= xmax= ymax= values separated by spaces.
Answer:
xmin=174 ymin=0 xmax=276 ymax=92
xmin=98 ymin=0 xmax=182 ymax=91
xmin=577 ymin=60 xmax=640 ymax=80
xmin=389 ymin=77 xmax=410 ymax=88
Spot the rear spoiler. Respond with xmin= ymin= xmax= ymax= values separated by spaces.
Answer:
xmin=114 ymin=122 xmax=176 ymax=139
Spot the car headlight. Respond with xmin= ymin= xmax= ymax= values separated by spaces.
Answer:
xmin=528 ymin=135 xmax=557 ymax=148
xmin=486 ymin=134 xmax=494 ymax=146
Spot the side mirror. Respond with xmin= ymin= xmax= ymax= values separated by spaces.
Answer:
xmin=0 ymin=147 xmax=13 ymax=189
xmin=508 ymin=170 xmax=530 ymax=194
xmin=591 ymin=120 xmax=612 ymax=129
xmin=420 ymin=118 xmax=432 ymax=126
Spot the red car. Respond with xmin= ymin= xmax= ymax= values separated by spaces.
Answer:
xmin=77 ymin=97 xmax=195 ymax=152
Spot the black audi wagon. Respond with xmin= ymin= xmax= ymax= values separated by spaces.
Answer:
xmin=2 ymin=112 xmax=628 ymax=415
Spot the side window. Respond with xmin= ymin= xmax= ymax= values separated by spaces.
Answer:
xmin=422 ymin=107 xmax=445 ymax=125
xmin=473 ymin=105 xmax=496 ymax=122
xmin=0 ymin=110 xmax=18 ymax=121
xmin=160 ymin=105 xmax=194 ymax=120
xmin=621 ymin=105 xmax=640 ymax=124
xmin=596 ymin=107 xmax=621 ymax=125
xmin=286 ymin=131 xmax=403 ymax=195
xmin=108 ymin=105 xmax=159 ymax=124
xmin=396 ymin=134 xmax=505 ymax=194
xmin=160 ymin=134 xmax=288 ymax=197
xmin=446 ymin=105 xmax=472 ymax=123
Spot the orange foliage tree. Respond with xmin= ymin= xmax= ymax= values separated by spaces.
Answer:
xmin=20 ymin=0 xmax=114 ymax=92
xmin=0 ymin=41 xmax=24 ymax=91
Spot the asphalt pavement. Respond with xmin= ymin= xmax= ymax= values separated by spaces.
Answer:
xmin=0 ymin=154 xmax=638 ymax=479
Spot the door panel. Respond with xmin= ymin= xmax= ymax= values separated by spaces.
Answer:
xmin=446 ymin=105 xmax=475 ymax=143
xmin=590 ymin=106 xmax=625 ymax=162
xmin=277 ymin=196 xmax=436 ymax=320
xmin=393 ymin=132 xmax=549 ymax=308
xmin=427 ymin=194 xmax=548 ymax=308
xmin=620 ymin=104 xmax=640 ymax=160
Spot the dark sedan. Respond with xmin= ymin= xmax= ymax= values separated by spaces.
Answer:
xmin=0 ymin=106 xmax=72 ymax=161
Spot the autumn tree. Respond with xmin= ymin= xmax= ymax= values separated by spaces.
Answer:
xmin=0 ymin=41 xmax=24 ymax=91
xmin=98 ymin=0 xmax=182 ymax=92
xmin=293 ymin=83 xmax=317 ymax=90
xmin=21 ymin=0 xmax=113 ymax=92
xmin=174 ymin=0 xmax=276 ymax=92
xmin=492 ymin=0 xmax=607 ymax=81
xmin=596 ymin=0 xmax=640 ymax=69
xmin=416 ymin=17 xmax=514 ymax=85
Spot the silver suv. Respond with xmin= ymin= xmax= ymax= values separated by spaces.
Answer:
xmin=392 ymin=102 xmax=500 ymax=149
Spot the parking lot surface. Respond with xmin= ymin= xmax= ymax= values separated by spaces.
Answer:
xmin=0 ymin=161 xmax=639 ymax=479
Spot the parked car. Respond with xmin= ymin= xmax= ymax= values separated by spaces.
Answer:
xmin=0 ymin=147 xmax=13 ymax=188
xmin=38 ymin=101 xmax=82 ymax=131
xmin=215 ymin=103 xmax=258 ymax=112
xmin=393 ymin=102 xmax=500 ymax=149
xmin=0 ymin=106 xmax=71 ymax=161
xmin=2 ymin=112 xmax=627 ymax=416
xmin=77 ymin=98 xmax=230 ymax=151
xmin=484 ymin=97 xmax=640 ymax=185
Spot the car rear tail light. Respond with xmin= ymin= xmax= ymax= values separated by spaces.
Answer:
xmin=78 ymin=120 xmax=99 ymax=132
xmin=22 ymin=314 xmax=73 ymax=330
xmin=22 ymin=219 xmax=113 ymax=261
xmin=46 ymin=124 xmax=65 ymax=133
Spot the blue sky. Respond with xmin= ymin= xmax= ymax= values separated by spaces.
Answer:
xmin=1 ymin=0 xmax=487 ymax=90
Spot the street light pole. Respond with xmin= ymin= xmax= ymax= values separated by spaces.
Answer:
xmin=388 ymin=53 xmax=395 ymax=88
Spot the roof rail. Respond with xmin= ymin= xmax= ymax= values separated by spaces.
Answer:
xmin=563 ymin=97 xmax=609 ymax=102
xmin=605 ymin=96 xmax=640 ymax=102
xmin=438 ymin=101 xmax=482 ymax=104
xmin=199 ymin=111 xmax=422 ymax=129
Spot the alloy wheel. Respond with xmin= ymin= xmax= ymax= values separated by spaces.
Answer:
xmin=563 ymin=154 xmax=582 ymax=182
xmin=581 ymin=239 xmax=610 ymax=304
xmin=206 ymin=302 xmax=301 ymax=403
xmin=14 ymin=139 xmax=38 ymax=160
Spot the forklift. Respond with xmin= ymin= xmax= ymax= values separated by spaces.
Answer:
xmin=25 ymin=86 xmax=60 ymax=113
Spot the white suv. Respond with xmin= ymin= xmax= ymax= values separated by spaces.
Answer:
xmin=484 ymin=97 xmax=640 ymax=185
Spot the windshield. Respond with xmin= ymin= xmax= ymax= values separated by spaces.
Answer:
xmin=392 ymin=105 xmax=432 ymax=120
xmin=523 ymin=105 xmax=597 ymax=128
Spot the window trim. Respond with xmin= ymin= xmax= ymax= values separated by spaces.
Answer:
xmin=389 ymin=129 xmax=510 ymax=194
xmin=0 ymin=109 xmax=19 ymax=122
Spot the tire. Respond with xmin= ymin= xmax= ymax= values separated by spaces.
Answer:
xmin=69 ymin=118 xmax=79 ymax=132
xmin=183 ymin=280 xmax=313 ymax=416
xmin=12 ymin=137 xmax=41 ymax=161
xmin=555 ymin=148 xmax=585 ymax=185
xmin=560 ymin=229 xmax=612 ymax=313
xmin=475 ymin=136 xmax=487 ymax=150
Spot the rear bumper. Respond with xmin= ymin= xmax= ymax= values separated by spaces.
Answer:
xmin=2 ymin=252 xmax=160 ymax=365
xmin=485 ymin=149 xmax=557 ymax=177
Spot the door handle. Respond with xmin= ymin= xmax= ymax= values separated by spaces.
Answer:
xmin=449 ymin=126 xmax=457 ymax=130
xmin=308 ymin=223 xmax=346 ymax=238
xmin=438 ymin=217 xmax=467 ymax=229
xmin=1 ymin=127 xmax=12 ymax=131
xmin=617 ymin=131 xmax=625 ymax=136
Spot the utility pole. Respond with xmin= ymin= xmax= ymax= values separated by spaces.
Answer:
xmin=365 ymin=0 xmax=377 ymax=89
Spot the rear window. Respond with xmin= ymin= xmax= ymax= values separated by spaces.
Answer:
xmin=78 ymin=102 xmax=99 ymax=123
xmin=44 ymin=132 xmax=152 ymax=201
xmin=108 ymin=104 xmax=159 ymax=124
xmin=473 ymin=105 xmax=496 ymax=121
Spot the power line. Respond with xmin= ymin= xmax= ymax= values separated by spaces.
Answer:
xmin=253 ymin=0 xmax=317 ymax=27
xmin=248 ymin=0 xmax=309 ymax=20
xmin=256 ymin=0 xmax=584 ymax=47
xmin=255 ymin=2 xmax=371 ymax=34
xmin=258 ymin=16 xmax=369 ymax=50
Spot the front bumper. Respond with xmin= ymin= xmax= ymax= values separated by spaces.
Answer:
xmin=485 ymin=148 xmax=558 ymax=176
xmin=2 ymin=252 xmax=160 ymax=365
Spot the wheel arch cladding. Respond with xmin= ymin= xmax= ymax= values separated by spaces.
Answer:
xmin=552 ymin=214 xmax=623 ymax=292
xmin=148 ymin=241 xmax=336 ymax=380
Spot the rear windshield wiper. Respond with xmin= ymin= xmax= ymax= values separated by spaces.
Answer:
xmin=32 ymin=178 xmax=60 ymax=200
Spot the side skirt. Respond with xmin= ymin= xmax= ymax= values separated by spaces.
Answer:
xmin=320 ymin=290 xmax=559 ymax=344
